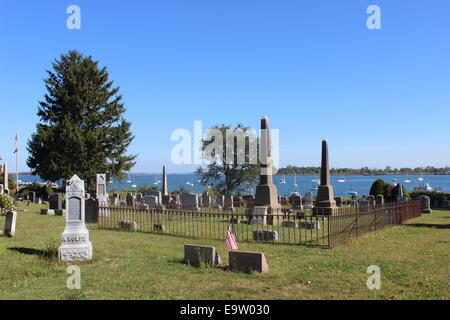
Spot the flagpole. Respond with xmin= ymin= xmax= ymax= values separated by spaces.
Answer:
xmin=16 ymin=131 xmax=19 ymax=193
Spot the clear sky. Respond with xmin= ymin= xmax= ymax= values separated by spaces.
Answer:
xmin=0 ymin=0 xmax=449 ymax=174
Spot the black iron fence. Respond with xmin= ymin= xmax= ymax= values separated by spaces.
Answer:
xmin=97 ymin=201 xmax=421 ymax=247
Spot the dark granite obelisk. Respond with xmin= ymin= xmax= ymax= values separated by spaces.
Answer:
xmin=254 ymin=116 xmax=282 ymax=225
xmin=313 ymin=139 xmax=338 ymax=216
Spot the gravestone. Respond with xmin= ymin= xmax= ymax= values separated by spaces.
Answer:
xmin=126 ymin=193 xmax=135 ymax=207
xmin=40 ymin=209 xmax=55 ymax=215
xmin=29 ymin=191 xmax=36 ymax=204
xmin=417 ymin=195 xmax=432 ymax=214
xmin=49 ymin=193 xmax=64 ymax=210
xmin=281 ymin=221 xmax=296 ymax=228
xmin=292 ymin=195 xmax=303 ymax=209
xmin=376 ymin=194 xmax=384 ymax=207
xmin=224 ymin=195 xmax=234 ymax=211
xmin=250 ymin=206 xmax=267 ymax=225
xmin=58 ymin=175 xmax=93 ymax=262
xmin=358 ymin=200 xmax=369 ymax=212
xmin=229 ymin=251 xmax=269 ymax=273
xmin=143 ymin=195 xmax=159 ymax=207
xmin=4 ymin=211 xmax=17 ymax=237
xmin=96 ymin=174 xmax=109 ymax=218
xmin=147 ymin=190 xmax=162 ymax=205
xmin=153 ymin=224 xmax=166 ymax=232
xmin=216 ymin=195 xmax=224 ymax=207
xmin=304 ymin=192 xmax=314 ymax=209
xmin=313 ymin=140 xmax=338 ymax=216
xmin=230 ymin=218 xmax=240 ymax=224
xmin=253 ymin=229 xmax=279 ymax=241
xmin=85 ymin=198 xmax=99 ymax=223
xmin=110 ymin=193 xmax=120 ymax=206
xmin=335 ymin=197 xmax=342 ymax=207
xmin=119 ymin=220 xmax=139 ymax=231
xmin=55 ymin=209 xmax=65 ymax=216
xmin=300 ymin=221 xmax=320 ymax=230
xmin=162 ymin=195 xmax=171 ymax=205
xmin=180 ymin=193 xmax=199 ymax=211
xmin=442 ymin=200 xmax=450 ymax=209
xmin=253 ymin=116 xmax=283 ymax=225
xmin=0 ymin=184 xmax=4 ymax=194
xmin=184 ymin=244 xmax=221 ymax=267
xmin=201 ymin=193 xmax=211 ymax=208
xmin=368 ymin=195 xmax=376 ymax=207
xmin=280 ymin=196 xmax=288 ymax=205
xmin=3 ymin=162 xmax=8 ymax=193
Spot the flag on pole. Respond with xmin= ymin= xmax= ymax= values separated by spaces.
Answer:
xmin=225 ymin=226 xmax=238 ymax=251
xmin=13 ymin=132 xmax=19 ymax=154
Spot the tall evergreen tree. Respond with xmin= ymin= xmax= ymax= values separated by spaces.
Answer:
xmin=27 ymin=50 xmax=136 ymax=189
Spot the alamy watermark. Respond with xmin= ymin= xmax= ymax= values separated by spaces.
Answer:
xmin=66 ymin=265 xmax=81 ymax=290
xmin=366 ymin=5 xmax=381 ymax=30
xmin=366 ymin=265 xmax=381 ymax=290
xmin=66 ymin=5 xmax=81 ymax=30
xmin=170 ymin=121 xmax=280 ymax=173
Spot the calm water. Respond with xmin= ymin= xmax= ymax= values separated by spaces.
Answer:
xmin=17 ymin=174 xmax=450 ymax=197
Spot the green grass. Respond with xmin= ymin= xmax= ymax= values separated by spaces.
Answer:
xmin=0 ymin=203 xmax=449 ymax=300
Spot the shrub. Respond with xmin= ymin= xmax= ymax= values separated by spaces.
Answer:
xmin=0 ymin=194 xmax=15 ymax=215
xmin=369 ymin=179 xmax=386 ymax=196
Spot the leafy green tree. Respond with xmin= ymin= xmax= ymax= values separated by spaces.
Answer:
xmin=27 ymin=50 xmax=136 ymax=189
xmin=195 ymin=124 xmax=260 ymax=195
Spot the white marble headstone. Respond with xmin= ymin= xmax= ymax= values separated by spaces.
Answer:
xmin=58 ymin=174 xmax=93 ymax=262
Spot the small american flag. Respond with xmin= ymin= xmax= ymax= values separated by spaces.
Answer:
xmin=13 ymin=132 xmax=19 ymax=154
xmin=225 ymin=226 xmax=238 ymax=251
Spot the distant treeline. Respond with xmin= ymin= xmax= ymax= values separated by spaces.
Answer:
xmin=277 ymin=166 xmax=450 ymax=175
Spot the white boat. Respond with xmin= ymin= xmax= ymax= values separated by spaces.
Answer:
xmin=347 ymin=190 xmax=358 ymax=196
xmin=404 ymin=180 xmax=411 ymax=183
xmin=310 ymin=187 xmax=318 ymax=191
xmin=336 ymin=170 xmax=345 ymax=183
xmin=418 ymin=177 xmax=424 ymax=181
xmin=131 ymin=184 xmax=137 ymax=188
xmin=392 ymin=178 xmax=397 ymax=182
xmin=312 ymin=179 xmax=320 ymax=184
xmin=280 ymin=174 xmax=287 ymax=184
xmin=293 ymin=174 xmax=298 ymax=188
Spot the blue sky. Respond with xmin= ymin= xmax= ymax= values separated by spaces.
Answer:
xmin=0 ymin=0 xmax=449 ymax=173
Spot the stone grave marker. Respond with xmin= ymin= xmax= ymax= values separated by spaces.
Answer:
xmin=229 ymin=251 xmax=269 ymax=273
xmin=184 ymin=244 xmax=221 ymax=267
xmin=417 ymin=195 xmax=432 ymax=214
xmin=4 ymin=211 xmax=17 ymax=237
xmin=58 ymin=175 xmax=93 ymax=262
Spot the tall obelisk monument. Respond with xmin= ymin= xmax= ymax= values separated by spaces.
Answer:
xmin=162 ymin=165 xmax=168 ymax=196
xmin=313 ymin=139 xmax=338 ymax=216
xmin=254 ymin=116 xmax=282 ymax=225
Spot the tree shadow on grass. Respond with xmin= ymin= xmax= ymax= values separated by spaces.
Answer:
xmin=404 ymin=223 xmax=450 ymax=229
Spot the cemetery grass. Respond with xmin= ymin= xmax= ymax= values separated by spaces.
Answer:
xmin=0 ymin=204 xmax=449 ymax=300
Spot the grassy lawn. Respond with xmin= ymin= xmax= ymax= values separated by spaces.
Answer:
xmin=0 ymin=203 xmax=448 ymax=300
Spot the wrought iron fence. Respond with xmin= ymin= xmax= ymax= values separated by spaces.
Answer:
xmin=97 ymin=201 xmax=421 ymax=247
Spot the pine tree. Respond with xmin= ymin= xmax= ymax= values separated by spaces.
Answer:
xmin=27 ymin=50 xmax=136 ymax=189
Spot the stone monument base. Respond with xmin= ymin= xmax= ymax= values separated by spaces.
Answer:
xmin=313 ymin=205 xmax=339 ymax=216
xmin=59 ymin=242 xmax=93 ymax=262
